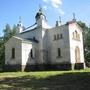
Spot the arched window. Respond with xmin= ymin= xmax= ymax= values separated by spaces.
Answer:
xmin=75 ymin=31 xmax=78 ymax=39
xmin=75 ymin=47 xmax=80 ymax=63
xmin=73 ymin=31 xmax=80 ymax=40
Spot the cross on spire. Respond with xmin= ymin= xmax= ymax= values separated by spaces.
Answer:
xmin=19 ymin=16 xmax=22 ymax=23
xmin=39 ymin=4 xmax=42 ymax=12
xmin=59 ymin=16 xmax=61 ymax=23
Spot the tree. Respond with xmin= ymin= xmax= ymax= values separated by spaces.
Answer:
xmin=0 ymin=24 xmax=17 ymax=71
xmin=3 ymin=24 xmax=17 ymax=42
xmin=0 ymin=37 xmax=5 ymax=70
xmin=78 ymin=21 xmax=90 ymax=62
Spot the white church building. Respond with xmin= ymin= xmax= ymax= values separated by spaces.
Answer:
xmin=5 ymin=8 xmax=85 ymax=71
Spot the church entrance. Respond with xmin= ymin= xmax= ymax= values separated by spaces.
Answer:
xmin=75 ymin=46 xmax=80 ymax=63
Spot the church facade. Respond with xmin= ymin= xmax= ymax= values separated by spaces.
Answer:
xmin=5 ymin=8 xmax=85 ymax=71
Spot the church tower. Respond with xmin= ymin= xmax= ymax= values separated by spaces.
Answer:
xmin=35 ymin=7 xmax=50 ymax=28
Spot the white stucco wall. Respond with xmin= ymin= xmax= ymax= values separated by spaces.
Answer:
xmin=21 ymin=42 xmax=33 ymax=65
xmin=5 ymin=36 xmax=40 ymax=66
xmin=21 ymin=41 xmax=39 ymax=65
xmin=68 ymin=23 xmax=84 ymax=64
xmin=5 ymin=37 xmax=22 ymax=65
xmin=47 ymin=25 xmax=70 ymax=64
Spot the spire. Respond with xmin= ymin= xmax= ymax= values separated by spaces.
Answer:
xmin=59 ymin=16 xmax=62 ymax=24
xmin=59 ymin=16 xmax=61 ymax=23
xmin=56 ymin=16 xmax=62 ymax=26
xmin=73 ymin=13 xmax=76 ymax=21
xmin=18 ymin=16 xmax=23 ymax=27
xmin=17 ymin=16 xmax=23 ymax=33
xmin=19 ymin=16 xmax=21 ymax=24
xmin=39 ymin=4 xmax=43 ymax=13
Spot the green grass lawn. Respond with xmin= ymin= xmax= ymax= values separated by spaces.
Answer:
xmin=0 ymin=69 xmax=90 ymax=90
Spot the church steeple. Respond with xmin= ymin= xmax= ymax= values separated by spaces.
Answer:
xmin=35 ymin=6 xmax=47 ymax=27
xmin=35 ymin=6 xmax=51 ymax=28
xmin=35 ymin=5 xmax=44 ymax=20
xmin=18 ymin=16 xmax=23 ymax=27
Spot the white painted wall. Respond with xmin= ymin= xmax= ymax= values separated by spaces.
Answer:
xmin=21 ymin=41 xmax=39 ymax=65
xmin=68 ymin=23 xmax=84 ymax=64
xmin=5 ymin=37 xmax=22 ymax=65
xmin=47 ymin=25 xmax=70 ymax=64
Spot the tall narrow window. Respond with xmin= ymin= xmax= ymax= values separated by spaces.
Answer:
xmin=75 ymin=31 xmax=77 ymax=39
xmin=60 ymin=34 xmax=63 ymax=39
xmin=57 ymin=34 xmax=59 ymax=39
xmin=57 ymin=48 xmax=61 ymax=57
xmin=30 ymin=49 xmax=33 ymax=58
xmin=12 ymin=48 xmax=15 ymax=59
xmin=75 ymin=47 xmax=80 ymax=63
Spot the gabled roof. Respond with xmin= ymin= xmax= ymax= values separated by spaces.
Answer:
xmin=14 ymin=36 xmax=39 ymax=43
xmin=20 ymin=27 xmax=37 ymax=34
xmin=5 ymin=36 xmax=39 ymax=46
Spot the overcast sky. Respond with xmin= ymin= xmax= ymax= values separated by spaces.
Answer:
xmin=0 ymin=0 xmax=90 ymax=36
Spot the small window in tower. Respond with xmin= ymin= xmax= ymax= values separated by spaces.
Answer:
xmin=12 ymin=48 xmax=15 ymax=59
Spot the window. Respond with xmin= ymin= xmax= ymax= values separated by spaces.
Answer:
xmin=75 ymin=47 xmax=80 ymax=63
xmin=33 ymin=37 xmax=35 ymax=40
xmin=57 ymin=34 xmax=59 ymax=39
xmin=30 ymin=49 xmax=33 ymax=58
xmin=54 ymin=34 xmax=63 ymax=40
xmin=57 ymin=48 xmax=61 ymax=57
xmin=75 ymin=31 xmax=78 ymax=39
xmin=30 ymin=49 xmax=35 ymax=58
xmin=72 ymin=30 xmax=80 ymax=40
xmin=60 ymin=34 xmax=63 ymax=39
xmin=12 ymin=48 xmax=15 ymax=59
xmin=54 ymin=35 xmax=56 ymax=40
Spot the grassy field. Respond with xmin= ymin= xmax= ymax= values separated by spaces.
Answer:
xmin=0 ymin=69 xmax=90 ymax=90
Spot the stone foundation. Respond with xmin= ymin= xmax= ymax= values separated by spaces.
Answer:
xmin=4 ymin=64 xmax=22 ymax=72
xmin=4 ymin=63 xmax=85 ymax=72
xmin=74 ymin=63 xmax=84 ymax=69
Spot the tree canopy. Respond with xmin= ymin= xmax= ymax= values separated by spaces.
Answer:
xmin=78 ymin=21 xmax=90 ymax=62
xmin=0 ymin=24 xmax=17 ymax=70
